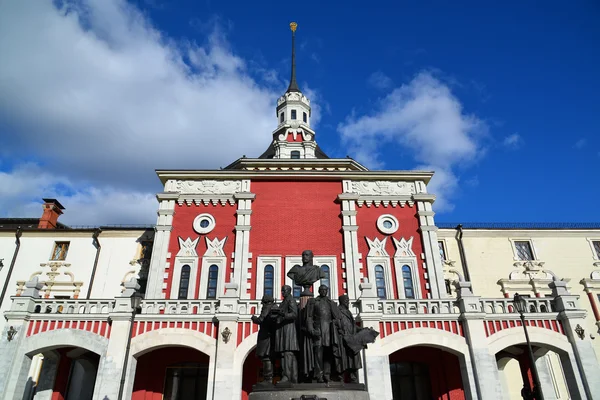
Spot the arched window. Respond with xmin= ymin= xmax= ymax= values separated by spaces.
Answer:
xmin=320 ymin=265 xmax=330 ymax=289
xmin=375 ymin=265 xmax=387 ymax=299
xmin=264 ymin=265 xmax=274 ymax=297
xmin=291 ymin=150 xmax=300 ymax=159
xmin=207 ymin=265 xmax=218 ymax=299
xmin=178 ymin=265 xmax=191 ymax=299
xmin=402 ymin=265 xmax=414 ymax=299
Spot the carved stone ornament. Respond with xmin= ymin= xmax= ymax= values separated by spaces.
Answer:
xmin=165 ymin=180 xmax=242 ymax=194
xmin=509 ymin=261 xmax=555 ymax=281
xmin=177 ymin=237 xmax=199 ymax=257
xmin=575 ymin=324 xmax=585 ymax=340
xmin=221 ymin=327 xmax=232 ymax=343
xmin=204 ymin=237 xmax=227 ymax=257
xmin=277 ymin=91 xmax=310 ymax=106
xmin=366 ymin=237 xmax=389 ymax=257
xmin=393 ymin=237 xmax=416 ymax=258
xmin=7 ymin=326 xmax=17 ymax=342
xmin=351 ymin=181 xmax=416 ymax=196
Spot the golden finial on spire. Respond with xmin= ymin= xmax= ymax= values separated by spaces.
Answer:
xmin=290 ymin=22 xmax=298 ymax=32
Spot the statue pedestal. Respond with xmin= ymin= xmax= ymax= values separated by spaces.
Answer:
xmin=250 ymin=383 xmax=370 ymax=400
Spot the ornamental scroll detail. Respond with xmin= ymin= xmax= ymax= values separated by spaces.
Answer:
xmin=165 ymin=180 xmax=242 ymax=194
xmin=350 ymin=181 xmax=416 ymax=196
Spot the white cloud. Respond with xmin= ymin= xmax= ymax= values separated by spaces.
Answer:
xmin=338 ymin=72 xmax=487 ymax=211
xmin=502 ymin=133 xmax=523 ymax=149
xmin=0 ymin=0 xmax=282 ymax=224
xmin=367 ymin=71 xmax=393 ymax=90
xmin=573 ymin=138 xmax=587 ymax=149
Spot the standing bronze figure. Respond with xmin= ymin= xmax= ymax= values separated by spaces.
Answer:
xmin=251 ymin=295 xmax=276 ymax=385
xmin=336 ymin=294 xmax=362 ymax=383
xmin=306 ymin=285 xmax=341 ymax=383
xmin=273 ymin=285 xmax=299 ymax=384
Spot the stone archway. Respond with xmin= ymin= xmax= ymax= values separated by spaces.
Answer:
xmin=122 ymin=328 xmax=217 ymax=400
xmin=364 ymin=328 xmax=477 ymax=400
xmin=488 ymin=327 xmax=585 ymax=400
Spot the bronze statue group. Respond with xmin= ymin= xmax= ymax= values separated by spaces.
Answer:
xmin=251 ymin=250 xmax=378 ymax=387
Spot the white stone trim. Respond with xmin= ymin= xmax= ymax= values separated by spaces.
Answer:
xmin=586 ymin=238 xmax=600 ymax=260
xmin=371 ymin=327 xmax=470 ymax=357
xmin=366 ymin=256 xmax=394 ymax=300
xmin=376 ymin=214 xmax=399 ymax=235
xmin=508 ymin=238 xmax=539 ymax=261
xmin=393 ymin=257 xmax=422 ymax=299
xmin=193 ymin=213 xmax=216 ymax=234
xmin=487 ymin=326 xmax=572 ymax=356
xmin=21 ymin=328 xmax=108 ymax=357
xmin=284 ymin=256 xmax=338 ymax=299
xmin=169 ymin=257 xmax=198 ymax=299
xmin=199 ymin=256 xmax=226 ymax=299
xmin=255 ymin=256 xmax=282 ymax=299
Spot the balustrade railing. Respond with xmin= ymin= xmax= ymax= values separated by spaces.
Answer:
xmin=479 ymin=297 xmax=555 ymax=314
xmin=140 ymin=299 xmax=219 ymax=315
xmin=32 ymin=299 xmax=114 ymax=315
xmin=378 ymin=299 xmax=460 ymax=315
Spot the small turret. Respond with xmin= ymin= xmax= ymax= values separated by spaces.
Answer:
xmin=259 ymin=22 xmax=328 ymax=160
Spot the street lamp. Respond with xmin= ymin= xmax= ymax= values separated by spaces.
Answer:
xmin=513 ymin=293 xmax=544 ymax=400
xmin=118 ymin=291 xmax=143 ymax=400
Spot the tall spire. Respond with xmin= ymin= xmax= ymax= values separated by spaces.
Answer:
xmin=286 ymin=22 xmax=300 ymax=93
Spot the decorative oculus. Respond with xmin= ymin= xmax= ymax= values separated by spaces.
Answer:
xmin=377 ymin=214 xmax=399 ymax=235
xmin=193 ymin=213 xmax=216 ymax=234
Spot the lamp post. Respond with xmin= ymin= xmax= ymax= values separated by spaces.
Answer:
xmin=513 ymin=293 xmax=544 ymax=400
xmin=118 ymin=291 xmax=143 ymax=400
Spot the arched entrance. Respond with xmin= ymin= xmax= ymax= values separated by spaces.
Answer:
xmin=496 ymin=345 xmax=573 ymax=399
xmin=131 ymin=347 xmax=210 ymax=400
xmin=488 ymin=327 xmax=584 ymax=399
xmin=389 ymin=346 xmax=465 ymax=400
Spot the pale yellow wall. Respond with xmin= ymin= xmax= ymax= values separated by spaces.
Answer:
xmin=438 ymin=228 xmax=600 ymax=362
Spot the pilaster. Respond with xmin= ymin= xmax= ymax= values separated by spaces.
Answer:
xmin=212 ymin=307 xmax=239 ymax=399
xmin=357 ymin=282 xmax=391 ymax=400
xmin=339 ymin=184 xmax=362 ymax=300
xmin=146 ymin=193 xmax=177 ymax=298
xmin=552 ymin=280 xmax=600 ymax=399
xmin=0 ymin=296 xmax=37 ymax=400
xmin=232 ymin=186 xmax=255 ymax=299
xmin=92 ymin=297 xmax=136 ymax=400
xmin=415 ymin=196 xmax=445 ymax=299
xmin=456 ymin=282 xmax=503 ymax=400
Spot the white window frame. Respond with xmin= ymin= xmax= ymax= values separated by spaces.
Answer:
xmin=256 ymin=256 xmax=282 ymax=299
xmin=285 ymin=256 xmax=338 ymax=299
xmin=508 ymin=238 xmax=538 ymax=261
xmin=586 ymin=238 xmax=600 ymax=260
xmin=366 ymin=257 xmax=394 ymax=300
xmin=437 ymin=240 xmax=448 ymax=262
xmin=199 ymin=256 xmax=226 ymax=300
xmin=393 ymin=258 xmax=422 ymax=300
xmin=170 ymin=257 xmax=199 ymax=300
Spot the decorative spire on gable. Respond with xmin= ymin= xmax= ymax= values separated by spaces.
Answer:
xmin=287 ymin=22 xmax=300 ymax=93
xmin=257 ymin=22 xmax=330 ymax=160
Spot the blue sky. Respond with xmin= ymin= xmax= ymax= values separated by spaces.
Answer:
xmin=0 ymin=1 xmax=598 ymax=225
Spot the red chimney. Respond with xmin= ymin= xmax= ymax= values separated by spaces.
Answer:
xmin=38 ymin=198 xmax=65 ymax=229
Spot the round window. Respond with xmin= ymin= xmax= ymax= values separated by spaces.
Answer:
xmin=377 ymin=214 xmax=399 ymax=235
xmin=193 ymin=213 xmax=216 ymax=234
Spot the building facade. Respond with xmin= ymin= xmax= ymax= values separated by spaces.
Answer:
xmin=1 ymin=26 xmax=600 ymax=400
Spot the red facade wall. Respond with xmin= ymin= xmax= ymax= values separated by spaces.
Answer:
xmin=51 ymin=348 xmax=74 ymax=400
xmin=131 ymin=347 xmax=210 ymax=400
xmin=355 ymin=205 xmax=428 ymax=298
xmin=165 ymin=203 xmax=237 ymax=298
xmin=389 ymin=347 xmax=465 ymax=400
xmin=250 ymin=181 xmax=345 ymax=299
